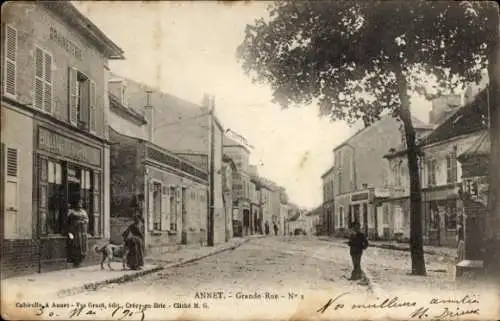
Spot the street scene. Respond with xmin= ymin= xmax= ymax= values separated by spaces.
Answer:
xmin=1 ymin=1 xmax=499 ymax=320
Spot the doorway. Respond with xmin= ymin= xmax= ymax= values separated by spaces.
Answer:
xmin=243 ymin=209 xmax=250 ymax=236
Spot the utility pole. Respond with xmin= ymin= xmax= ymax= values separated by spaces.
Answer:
xmin=207 ymin=95 xmax=215 ymax=247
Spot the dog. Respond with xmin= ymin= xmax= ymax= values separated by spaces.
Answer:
xmin=94 ymin=243 xmax=129 ymax=271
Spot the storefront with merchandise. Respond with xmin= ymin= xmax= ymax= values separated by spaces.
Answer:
xmin=35 ymin=123 xmax=105 ymax=272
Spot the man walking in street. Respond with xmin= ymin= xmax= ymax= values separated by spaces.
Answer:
xmin=273 ymin=222 xmax=278 ymax=236
xmin=347 ymin=221 xmax=368 ymax=281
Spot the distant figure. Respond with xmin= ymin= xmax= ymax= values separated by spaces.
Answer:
xmin=122 ymin=215 xmax=145 ymax=270
xmin=456 ymin=219 xmax=465 ymax=263
xmin=273 ymin=223 xmax=278 ymax=236
xmin=347 ymin=221 xmax=368 ymax=281
xmin=264 ymin=221 xmax=270 ymax=235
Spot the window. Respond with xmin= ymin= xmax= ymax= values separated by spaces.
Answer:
xmin=4 ymin=25 xmax=17 ymax=98
xmin=152 ymin=183 xmax=162 ymax=230
xmin=68 ymin=67 xmax=96 ymax=132
xmin=446 ymin=147 xmax=458 ymax=184
xmin=395 ymin=163 xmax=402 ymax=187
xmin=426 ymin=159 xmax=437 ymax=186
xmin=34 ymin=47 xmax=53 ymax=112
xmin=338 ymin=206 xmax=344 ymax=228
xmin=47 ymin=160 xmax=63 ymax=234
xmin=169 ymin=186 xmax=177 ymax=231
xmin=383 ymin=204 xmax=389 ymax=225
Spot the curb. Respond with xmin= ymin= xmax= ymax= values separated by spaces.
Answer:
xmin=56 ymin=238 xmax=254 ymax=298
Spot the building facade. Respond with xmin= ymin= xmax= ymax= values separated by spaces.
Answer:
xmin=321 ymin=166 xmax=335 ymax=236
xmin=107 ymin=83 xmax=210 ymax=253
xmin=333 ymin=114 xmax=432 ymax=239
xmin=120 ymin=75 xmax=227 ymax=245
xmin=1 ymin=2 xmax=124 ymax=278
xmin=223 ymin=130 xmax=253 ymax=237
xmin=383 ymin=89 xmax=489 ymax=246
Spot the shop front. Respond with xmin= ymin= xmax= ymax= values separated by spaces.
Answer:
xmin=35 ymin=124 xmax=104 ymax=272
xmin=422 ymin=186 xmax=461 ymax=247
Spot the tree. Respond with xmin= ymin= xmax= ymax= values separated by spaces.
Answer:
xmin=237 ymin=1 xmax=495 ymax=275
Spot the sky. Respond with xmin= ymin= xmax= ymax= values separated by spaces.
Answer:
xmin=73 ymin=1 xmax=433 ymax=208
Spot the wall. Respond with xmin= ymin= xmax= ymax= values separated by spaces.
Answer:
xmin=334 ymin=116 xmax=404 ymax=196
xmin=1 ymin=107 xmax=34 ymax=239
xmin=212 ymin=122 xmax=226 ymax=244
xmin=2 ymin=3 xmax=108 ymax=139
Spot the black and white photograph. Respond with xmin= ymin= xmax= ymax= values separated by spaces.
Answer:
xmin=1 ymin=1 xmax=499 ymax=320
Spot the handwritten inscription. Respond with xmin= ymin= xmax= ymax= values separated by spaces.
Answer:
xmin=317 ymin=293 xmax=481 ymax=319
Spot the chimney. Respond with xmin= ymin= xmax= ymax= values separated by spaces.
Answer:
xmin=144 ymin=90 xmax=154 ymax=142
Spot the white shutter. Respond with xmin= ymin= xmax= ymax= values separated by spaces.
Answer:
xmin=147 ymin=182 xmax=154 ymax=231
xmin=43 ymin=52 xmax=53 ymax=113
xmin=34 ymin=47 xmax=44 ymax=110
xmin=161 ymin=186 xmax=169 ymax=231
xmin=68 ymin=67 xmax=78 ymax=125
xmin=4 ymin=25 xmax=17 ymax=97
xmin=89 ymin=80 xmax=96 ymax=133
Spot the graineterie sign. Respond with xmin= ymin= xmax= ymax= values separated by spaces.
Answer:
xmin=38 ymin=127 xmax=101 ymax=167
xmin=49 ymin=27 xmax=83 ymax=60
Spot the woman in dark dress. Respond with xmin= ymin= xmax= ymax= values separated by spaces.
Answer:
xmin=122 ymin=215 xmax=145 ymax=270
xmin=67 ymin=199 xmax=89 ymax=267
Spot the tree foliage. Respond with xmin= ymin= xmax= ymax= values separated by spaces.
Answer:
xmin=237 ymin=0 xmax=498 ymax=276
xmin=237 ymin=1 xmax=495 ymax=125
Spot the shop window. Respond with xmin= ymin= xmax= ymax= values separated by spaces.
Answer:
xmin=444 ymin=201 xmax=457 ymax=230
xmin=47 ymin=160 xmax=63 ymax=234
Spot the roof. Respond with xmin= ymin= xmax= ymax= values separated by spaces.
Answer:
xmin=333 ymin=114 xmax=430 ymax=152
xmin=385 ymin=88 xmax=489 ymax=159
xmin=109 ymin=92 xmax=147 ymax=124
xmin=43 ymin=2 xmax=125 ymax=59
xmin=222 ymin=154 xmax=238 ymax=171
xmin=321 ymin=165 xmax=335 ymax=178
xmin=458 ymin=130 xmax=490 ymax=161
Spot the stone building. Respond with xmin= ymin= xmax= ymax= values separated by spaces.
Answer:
xmin=383 ymin=89 xmax=489 ymax=246
xmin=115 ymin=75 xmax=228 ymax=245
xmin=223 ymin=130 xmax=253 ymax=237
xmin=107 ymin=83 xmax=209 ymax=253
xmin=321 ymin=166 xmax=335 ymax=236
xmin=333 ymin=114 xmax=432 ymax=239
xmin=1 ymin=2 xmax=124 ymax=278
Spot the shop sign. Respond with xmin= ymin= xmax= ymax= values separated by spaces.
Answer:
xmin=461 ymin=176 xmax=488 ymax=206
xmin=351 ymin=192 xmax=369 ymax=202
xmin=38 ymin=128 xmax=101 ymax=167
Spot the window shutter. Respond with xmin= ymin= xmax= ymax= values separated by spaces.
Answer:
xmin=34 ymin=47 xmax=44 ymax=110
xmin=92 ymin=172 xmax=101 ymax=236
xmin=161 ymin=186 xmax=169 ymax=231
xmin=89 ymin=80 xmax=96 ymax=133
xmin=4 ymin=25 xmax=17 ymax=97
xmin=68 ymin=67 xmax=78 ymax=125
xmin=147 ymin=182 xmax=154 ymax=231
xmin=38 ymin=157 xmax=48 ymax=235
xmin=43 ymin=52 xmax=52 ymax=113
xmin=79 ymin=79 xmax=89 ymax=125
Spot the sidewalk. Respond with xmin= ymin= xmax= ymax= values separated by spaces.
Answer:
xmin=2 ymin=236 xmax=258 ymax=302
xmin=318 ymin=235 xmax=457 ymax=259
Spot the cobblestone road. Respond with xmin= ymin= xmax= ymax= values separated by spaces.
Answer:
xmin=22 ymin=237 xmax=497 ymax=321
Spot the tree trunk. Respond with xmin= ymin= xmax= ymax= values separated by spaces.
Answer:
xmin=394 ymin=66 xmax=427 ymax=276
xmin=485 ymin=5 xmax=499 ymax=263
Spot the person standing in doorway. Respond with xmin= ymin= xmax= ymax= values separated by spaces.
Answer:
xmin=347 ymin=221 xmax=368 ymax=281
xmin=264 ymin=221 xmax=270 ymax=235
xmin=273 ymin=222 xmax=279 ymax=236
xmin=67 ymin=199 xmax=89 ymax=268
